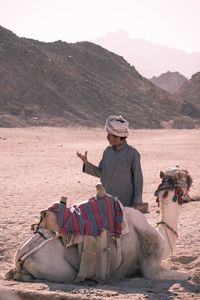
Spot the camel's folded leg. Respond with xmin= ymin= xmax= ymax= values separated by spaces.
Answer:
xmin=5 ymin=267 xmax=34 ymax=282
xmin=141 ymin=261 xmax=188 ymax=281
xmin=153 ymin=267 xmax=189 ymax=281
xmin=5 ymin=269 xmax=14 ymax=280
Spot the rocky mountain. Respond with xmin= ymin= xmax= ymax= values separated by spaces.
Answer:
xmin=149 ymin=71 xmax=188 ymax=93
xmin=95 ymin=30 xmax=200 ymax=79
xmin=0 ymin=26 xmax=200 ymax=129
xmin=176 ymin=72 xmax=200 ymax=110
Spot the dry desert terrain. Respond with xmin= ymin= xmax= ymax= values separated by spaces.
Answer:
xmin=0 ymin=127 xmax=200 ymax=300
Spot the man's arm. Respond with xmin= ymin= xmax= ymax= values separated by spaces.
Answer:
xmin=83 ymin=160 xmax=102 ymax=178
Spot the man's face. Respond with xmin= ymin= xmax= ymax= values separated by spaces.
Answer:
xmin=107 ymin=134 xmax=124 ymax=147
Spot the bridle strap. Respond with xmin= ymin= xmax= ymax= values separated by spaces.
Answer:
xmin=37 ymin=230 xmax=47 ymax=240
xmin=157 ymin=221 xmax=178 ymax=238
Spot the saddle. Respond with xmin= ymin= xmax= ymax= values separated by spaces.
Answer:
xmin=32 ymin=183 xmax=128 ymax=282
xmin=38 ymin=185 xmax=123 ymax=240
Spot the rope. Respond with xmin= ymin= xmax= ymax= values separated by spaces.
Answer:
xmin=157 ymin=221 xmax=178 ymax=238
xmin=19 ymin=236 xmax=54 ymax=264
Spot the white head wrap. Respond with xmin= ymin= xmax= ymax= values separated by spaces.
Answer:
xmin=105 ymin=115 xmax=129 ymax=137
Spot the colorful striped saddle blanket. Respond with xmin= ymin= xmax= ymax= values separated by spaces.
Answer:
xmin=47 ymin=195 xmax=123 ymax=237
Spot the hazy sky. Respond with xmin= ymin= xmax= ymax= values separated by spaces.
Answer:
xmin=1 ymin=0 xmax=200 ymax=53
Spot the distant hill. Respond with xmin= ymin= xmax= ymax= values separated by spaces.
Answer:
xmin=149 ymin=71 xmax=188 ymax=93
xmin=176 ymin=72 xmax=200 ymax=112
xmin=95 ymin=30 xmax=200 ymax=79
xmin=0 ymin=25 xmax=200 ymax=129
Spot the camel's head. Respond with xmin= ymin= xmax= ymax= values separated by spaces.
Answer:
xmin=159 ymin=166 xmax=192 ymax=189
xmin=155 ymin=166 xmax=193 ymax=205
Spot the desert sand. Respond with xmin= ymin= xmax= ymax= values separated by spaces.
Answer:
xmin=0 ymin=127 xmax=200 ymax=300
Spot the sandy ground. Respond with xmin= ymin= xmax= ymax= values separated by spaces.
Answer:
xmin=0 ymin=127 xmax=200 ymax=300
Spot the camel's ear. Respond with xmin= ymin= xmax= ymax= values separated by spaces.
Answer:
xmin=160 ymin=171 xmax=165 ymax=178
xmin=41 ymin=211 xmax=46 ymax=219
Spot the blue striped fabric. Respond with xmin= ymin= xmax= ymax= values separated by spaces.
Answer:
xmin=65 ymin=214 xmax=73 ymax=234
xmin=51 ymin=202 xmax=65 ymax=228
xmin=96 ymin=197 xmax=109 ymax=229
xmin=83 ymin=202 xmax=99 ymax=236
xmin=47 ymin=195 xmax=123 ymax=237
xmin=75 ymin=212 xmax=85 ymax=235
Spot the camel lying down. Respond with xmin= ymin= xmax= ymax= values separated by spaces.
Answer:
xmin=6 ymin=167 xmax=193 ymax=283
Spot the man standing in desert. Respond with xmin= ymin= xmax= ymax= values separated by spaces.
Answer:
xmin=77 ymin=115 xmax=147 ymax=212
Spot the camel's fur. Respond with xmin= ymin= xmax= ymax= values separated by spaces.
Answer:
xmin=5 ymin=167 xmax=192 ymax=283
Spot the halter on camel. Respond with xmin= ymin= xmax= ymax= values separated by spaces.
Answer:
xmin=154 ymin=167 xmax=192 ymax=205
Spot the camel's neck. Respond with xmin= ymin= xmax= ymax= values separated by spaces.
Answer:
xmin=157 ymin=190 xmax=182 ymax=260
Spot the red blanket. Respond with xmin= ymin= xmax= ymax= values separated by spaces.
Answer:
xmin=48 ymin=195 xmax=123 ymax=237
